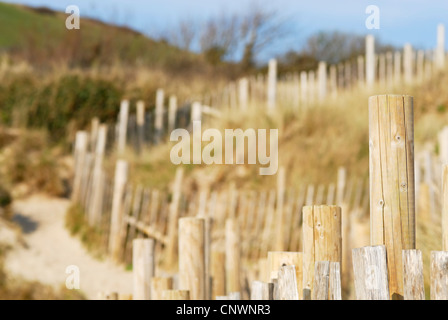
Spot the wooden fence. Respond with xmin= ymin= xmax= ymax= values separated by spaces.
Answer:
xmin=86 ymin=94 xmax=448 ymax=300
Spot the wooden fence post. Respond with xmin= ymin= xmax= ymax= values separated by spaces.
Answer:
xmin=435 ymin=24 xmax=445 ymax=71
xmin=277 ymin=265 xmax=299 ymax=300
xmin=317 ymin=61 xmax=327 ymax=101
xmin=267 ymin=59 xmax=277 ymax=110
xmin=402 ymin=249 xmax=425 ymax=300
xmin=178 ymin=217 xmax=206 ymax=300
xmin=151 ymin=277 xmax=173 ymax=300
xmin=352 ymin=245 xmax=389 ymax=300
xmin=136 ymin=100 xmax=145 ymax=154
xmin=211 ymin=250 xmax=226 ymax=300
xmin=302 ymin=205 xmax=342 ymax=300
xmin=117 ymin=100 xmax=129 ymax=154
xmin=88 ymin=124 xmax=107 ymax=226
xmin=430 ymin=251 xmax=448 ymax=300
xmin=72 ymin=131 xmax=88 ymax=203
xmin=300 ymin=71 xmax=308 ymax=107
xmin=251 ymin=281 xmax=274 ymax=300
xmin=132 ymin=239 xmax=155 ymax=300
xmin=369 ymin=94 xmax=415 ymax=299
xmin=329 ymin=262 xmax=342 ymax=300
xmin=403 ymin=44 xmax=414 ymax=85
xmin=365 ymin=35 xmax=375 ymax=87
xmin=266 ymin=251 xmax=303 ymax=299
xmin=312 ymin=261 xmax=330 ymax=300
xmin=109 ymin=160 xmax=129 ymax=261
xmin=225 ymin=219 xmax=241 ymax=295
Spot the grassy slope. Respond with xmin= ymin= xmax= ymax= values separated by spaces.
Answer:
xmin=0 ymin=2 xmax=200 ymax=69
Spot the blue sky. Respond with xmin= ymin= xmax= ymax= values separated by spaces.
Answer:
xmin=3 ymin=0 xmax=448 ymax=61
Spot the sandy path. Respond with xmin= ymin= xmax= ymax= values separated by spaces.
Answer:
xmin=4 ymin=194 xmax=133 ymax=299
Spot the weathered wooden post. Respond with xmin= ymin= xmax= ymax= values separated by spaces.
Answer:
xmin=136 ymin=100 xmax=145 ymax=154
xmin=154 ymin=89 xmax=164 ymax=144
xmin=312 ymin=261 xmax=330 ymax=300
xmin=251 ymin=281 xmax=274 ymax=300
xmin=225 ymin=219 xmax=241 ymax=295
xmin=267 ymin=59 xmax=277 ymax=110
xmin=352 ymin=245 xmax=389 ymax=300
xmin=132 ymin=239 xmax=155 ymax=300
xmin=90 ymin=117 xmax=99 ymax=151
xmin=300 ymin=71 xmax=308 ymax=107
xmin=317 ymin=61 xmax=327 ymax=102
xmin=109 ymin=160 xmax=129 ymax=261
xmin=330 ymin=65 xmax=338 ymax=98
xmin=179 ymin=217 xmax=206 ymax=300
xmin=402 ymin=249 xmax=425 ymax=300
xmin=117 ymin=100 xmax=129 ymax=154
xmin=403 ymin=44 xmax=414 ymax=85
xmin=308 ymin=71 xmax=315 ymax=105
xmin=88 ymin=124 xmax=107 ymax=226
xmin=365 ymin=35 xmax=375 ymax=88
xmin=168 ymin=95 xmax=177 ymax=133
xmin=266 ymin=251 xmax=303 ymax=299
xmin=277 ymin=265 xmax=299 ymax=300
xmin=369 ymin=95 xmax=415 ymax=299
xmin=211 ymin=250 xmax=226 ymax=300
xmin=151 ymin=277 xmax=173 ymax=300
xmin=72 ymin=131 xmax=88 ymax=203
xmin=435 ymin=24 xmax=445 ymax=71
xmin=329 ymin=262 xmax=342 ymax=300
xmin=302 ymin=205 xmax=342 ymax=300
xmin=430 ymin=251 xmax=448 ymax=299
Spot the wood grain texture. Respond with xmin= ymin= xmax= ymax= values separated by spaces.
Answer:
xmin=430 ymin=251 xmax=448 ymax=300
xmin=108 ymin=160 xmax=128 ymax=262
xmin=312 ymin=261 xmax=330 ymax=300
xmin=178 ymin=217 xmax=206 ymax=300
xmin=329 ymin=262 xmax=342 ymax=300
xmin=352 ymin=245 xmax=389 ymax=300
xmin=369 ymin=95 xmax=415 ymax=299
xmin=250 ymin=281 xmax=274 ymax=300
xmin=266 ymin=251 xmax=303 ymax=299
xmin=302 ymin=205 xmax=341 ymax=300
xmin=277 ymin=265 xmax=299 ymax=300
xmin=402 ymin=250 xmax=425 ymax=300
xmin=132 ymin=239 xmax=155 ymax=300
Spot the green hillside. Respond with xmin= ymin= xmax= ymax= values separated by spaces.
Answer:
xmin=0 ymin=2 xmax=210 ymax=72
